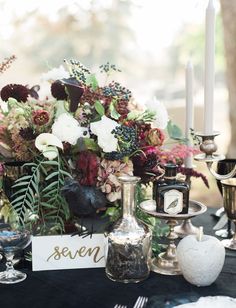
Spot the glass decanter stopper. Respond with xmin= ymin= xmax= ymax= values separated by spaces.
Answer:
xmin=105 ymin=175 xmax=152 ymax=283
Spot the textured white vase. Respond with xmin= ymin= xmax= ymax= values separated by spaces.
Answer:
xmin=177 ymin=234 xmax=225 ymax=286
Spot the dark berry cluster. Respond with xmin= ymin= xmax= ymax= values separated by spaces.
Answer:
xmin=99 ymin=62 xmax=121 ymax=74
xmin=102 ymin=81 xmax=132 ymax=101
xmin=104 ymin=125 xmax=138 ymax=160
xmin=66 ymin=59 xmax=90 ymax=84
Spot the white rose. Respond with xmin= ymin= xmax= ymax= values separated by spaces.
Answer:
xmin=145 ymin=97 xmax=169 ymax=129
xmin=52 ymin=113 xmax=89 ymax=145
xmin=41 ymin=65 xmax=69 ymax=83
xmin=90 ymin=115 xmax=119 ymax=153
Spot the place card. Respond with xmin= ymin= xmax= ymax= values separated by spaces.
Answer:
xmin=32 ymin=234 xmax=106 ymax=271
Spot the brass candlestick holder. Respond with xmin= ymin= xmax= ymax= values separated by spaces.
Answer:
xmin=174 ymin=174 xmax=199 ymax=238
xmin=142 ymin=200 xmax=206 ymax=275
xmin=194 ymin=132 xmax=236 ymax=180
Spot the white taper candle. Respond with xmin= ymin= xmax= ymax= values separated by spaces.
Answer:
xmin=184 ymin=61 xmax=194 ymax=169
xmin=204 ymin=0 xmax=215 ymax=135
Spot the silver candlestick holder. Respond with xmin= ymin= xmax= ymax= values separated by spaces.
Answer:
xmin=174 ymin=173 xmax=199 ymax=238
xmin=194 ymin=132 xmax=236 ymax=180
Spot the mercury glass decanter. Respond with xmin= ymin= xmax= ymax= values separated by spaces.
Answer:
xmin=105 ymin=175 xmax=152 ymax=283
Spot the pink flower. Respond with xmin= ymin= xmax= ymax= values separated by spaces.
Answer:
xmin=156 ymin=144 xmax=200 ymax=165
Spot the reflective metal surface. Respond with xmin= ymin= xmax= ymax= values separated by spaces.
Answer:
xmin=221 ymin=178 xmax=236 ymax=250
xmin=105 ymin=176 xmax=152 ymax=283
xmin=142 ymin=200 xmax=207 ymax=275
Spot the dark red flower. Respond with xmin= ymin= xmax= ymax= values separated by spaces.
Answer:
xmin=146 ymin=128 xmax=165 ymax=146
xmin=51 ymin=81 xmax=68 ymax=100
xmin=76 ymin=151 xmax=99 ymax=186
xmin=32 ymin=110 xmax=50 ymax=126
xmin=132 ymin=151 xmax=162 ymax=183
xmin=0 ymin=84 xmax=29 ymax=102
xmin=19 ymin=127 xmax=36 ymax=140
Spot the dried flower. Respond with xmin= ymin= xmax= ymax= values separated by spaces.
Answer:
xmin=0 ymin=84 xmax=29 ymax=102
xmin=97 ymin=159 xmax=133 ymax=202
xmin=146 ymin=128 xmax=165 ymax=146
xmin=0 ymin=55 xmax=16 ymax=74
xmin=178 ymin=166 xmax=209 ymax=188
xmin=33 ymin=110 xmax=50 ymax=126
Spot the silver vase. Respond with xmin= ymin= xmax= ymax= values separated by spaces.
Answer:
xmin=105 ymin=175 xmax=152 ymax=283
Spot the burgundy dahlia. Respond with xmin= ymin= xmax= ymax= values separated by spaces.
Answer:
xmin=32 ymin=110 xmax=50 ymax=126
xmin=0 ymin=84 xmax=29 ymax=102
xmin=51 ymin=81 xmax=68 ymax=100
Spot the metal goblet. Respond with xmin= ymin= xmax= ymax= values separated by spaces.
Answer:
xmin=221 ymin=178 xmax=236 ymax=250
xmin=214 ymin=159 xmax=236 ymax=238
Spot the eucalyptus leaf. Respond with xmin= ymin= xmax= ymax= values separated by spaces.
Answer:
xmin=94 ymin=100 xmax=105 ymax=116
xmin=167 ymin=120 xmax=184 ymax=140
xmin=85 ymin=73 xmax=99 ymax=90
xmin=109 ymin=100 xmax=121 ymax=120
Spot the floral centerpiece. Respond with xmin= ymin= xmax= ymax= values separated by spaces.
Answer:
xmin=0 ymin=58 xmax=205 ymax=235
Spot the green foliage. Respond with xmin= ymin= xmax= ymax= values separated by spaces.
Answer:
xmin=86 ymin=73 xmax=99 ymax=91
xmin=127 ymin=110 xmax=156 ymax=123
xmin=11 ymin=156 xmax=72 ymax=235
xmin=83 ymin=138 xmax=99 ymax=152
xmin=94 ymin=100 xmax=105 ymax=116
xmin=167 ymin=120 xmax=186 ymax=142
xmin=109 ymin=100 xmax=121 ymax=120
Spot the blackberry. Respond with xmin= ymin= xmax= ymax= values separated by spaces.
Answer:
xmin=104 ymin=125 xmax=138 ymax=160
xmin=102 ymin=81 xmax=132 ymax=101
xmin=99 ymin=62 xmax=121 ymax=74
xmin=66 ymin=59 xmax=90 ymax=84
